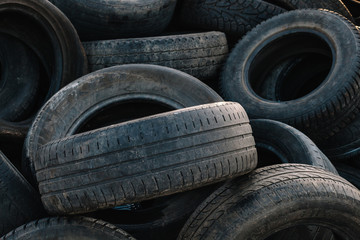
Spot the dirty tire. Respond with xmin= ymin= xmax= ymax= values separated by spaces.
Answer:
xmin=251 ymin=119 xmax=337 ymax=174
xmin=178 ymin=164 xmax=360 ymax=240
xmin=220 ymin=9 xmax=360 ymax=144
xmin=24 ymin=64 xmax=223 ymax=185
xmin=0 ymin=151 xmax=45 ymax=236
xmin=36 ymin=102 xmax=257 ymax=215
xmin=0 ymin=33 xmax=39 ymax=122
xmin=83 ymin=31 xmax=229 ymax=81
xmin=1 ymin=217 xmax=135 ymax=240
xmin=0 ymin=0 xmax=88 ymax=104
xmin=48 ymin=0 xmax=177 ymax=41
xmin=177 ymin=0 xmax=352 ymax=37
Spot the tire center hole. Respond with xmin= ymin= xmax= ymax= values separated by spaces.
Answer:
xmin=249 ymin=32 xmax=333 ymax=101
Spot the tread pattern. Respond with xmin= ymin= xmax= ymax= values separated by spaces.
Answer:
xmin=1 ymin=217 xmax=135 ymax=239
xmin=178 ymin=0 xmax=285 ymax=37
xmin=36 ymin=102 xmax=257 ymax=215
xmin=178 ymin=0 xmax=352 ymax=37
xmin=83 ymin=31 xmax=229 ymax=81
xmin=178 ymin=164 xmax=360 ymax=239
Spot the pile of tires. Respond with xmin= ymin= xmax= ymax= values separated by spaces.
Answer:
xmin=2 ymin=0 xmax=360 ymax=239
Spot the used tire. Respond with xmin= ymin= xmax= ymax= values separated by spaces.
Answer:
xmin=178 ymin=164 xmax=360 ymax=240
xmin=220 ymin=9 xmax=360 ymax=144
xmin=0 ymin=0 xmax=88 ymax=105
xmin=23 ymin=64 xmax=223 ymax=183
xmin=251 ymin=119 xmax=337 ymax=174
xmin=83 ymin=31 xmax=229 ymax=81
xmin=36 ymin=102 xmax=257 ymax=215
xmin=48 ymin=0 xmax=177 ymax=41
xmin=1 ymin=217 xmax=135 ymax=239
xmin=0 ymin=33 xmax=39 ymax=122
xmin=177 ymin=0 xmax=353 ymax=38
xmin=0 ymin=151 xmax=45 ymax=236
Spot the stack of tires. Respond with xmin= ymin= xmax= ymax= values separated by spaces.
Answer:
xmin=2 ymin=0 xmax=360 ymax=239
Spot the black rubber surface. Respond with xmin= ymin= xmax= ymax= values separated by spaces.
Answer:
xmin=36 ymin=102 xmax=257 ymax=215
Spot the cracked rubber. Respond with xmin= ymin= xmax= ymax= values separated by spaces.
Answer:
xmin=83 ymin=31 xmax=229 ymax=81
xmin=36 ymin=102 xmax=257 ymax=215
xmin=178 ymin=164 xmax=360 ymax=240
xmin=1 ymin=217 xmax=135 ymax=239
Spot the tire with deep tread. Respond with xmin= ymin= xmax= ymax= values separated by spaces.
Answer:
xmin=1 ymin=217 xmax=135 ymax=240
xmin=83 ymin=31 xmax=229 ymax=81
xmin=251 ymin=119 xmax=338 ymax=174
xmin=0 ymin=151 xmax=45 ymax=236
xmin=177 ymin=0 xmax=353 ymax=37
xmin=23 ymin=64 xmax=223 ymax=184
xmin=48 ymin=0 xmax=177 ymax=41
xmin=220 ymin=9 xmax=360 ymax=144
xmin=0 ymin=33 xmax=39 ymax=122
xmin=178 ymin=164 xmax=360 ymax=240
xmin=36 ymin=102 xmax=257 ymax=215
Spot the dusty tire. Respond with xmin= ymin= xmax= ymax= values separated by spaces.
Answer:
xmin=0 ymin=0 xmax=88 ymax=104
xmin=177 ymin=0 xmax=352 ymax=38
xmin=0 ymin=151 xmax=45 ymax=236
xmin=178 ymin=164 xmax=360 ymax=240
xmin=48 ymin=0 xmax=177 ymax=41
xmin=36 ymin=102 xmax=257 ymax=215
xmin=1 ymin=217 xmax=135 ymax=240
xmin=0 ymin=33 xmax=39 ymax=122
xmin=83 ymin=31 xmax=229 ymax=81
xmin=220 ymin=9 xmax=360 ymax=144
xmin=23 ymin=64 xmax=223 ymax=184
xmin=251 ymin=119 xmax=337 ymax=174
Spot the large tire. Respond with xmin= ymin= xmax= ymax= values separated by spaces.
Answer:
xmin=177 ymin=0 xmax=353 ymax=38
xmin=220 ymin=9 xmax=360 ymax=144
xmin=0 ymin=33 xmax=39 ymax=122
xmin=0 ymin=0 xmax=88 ymax=105
xmin=48 ymin=0 xmax=177 ymax=41
xmin=23 ymin=64 xmax=223 ymax=184
xmin=0 ymin=151 xmax=45 ymax=236
xmin=251 ymin=119 xmax=338 ymax=174
xmin=1 ymin=217 xmax=135 ymax=240
xmin=36 ymin=102 xmax=257 ymax=215
xmin=178 ymin=164 xmax=360 ymax=240
xmin=83 ymin=31 xmax=229 ymax=81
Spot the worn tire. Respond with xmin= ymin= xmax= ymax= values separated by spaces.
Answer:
xmin=1 ymin=217 xmax=135 ymax=239
xmin=48 ymin=0 xmax=177 ymax=41
xmin=178 ymin=164 xmax=360 ymax=240
xmin=220 ymin=9 xmax=360 ymax=144
xmin=83 ymin=31 xmax=229 ymax=81
xmin=177 ymin=0 xmax=352 ymax=38
xmin=0 ymin=0 xmax=88 ymax=104
xmin=0 ymin=151 xmax=45 ymax=236
xmin=251 ymin=119 xmax=337 ymax=174
xmin=23 ymin=64 xmax=223 ymax=184
xmin=36 ymin=102 xmax=257 ymax=215
xmin=0 ymin=33 xmax=39 ymax=122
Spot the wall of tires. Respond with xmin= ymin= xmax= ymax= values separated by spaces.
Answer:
xmin=2 ymin=0 xmax=360 ymax=239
